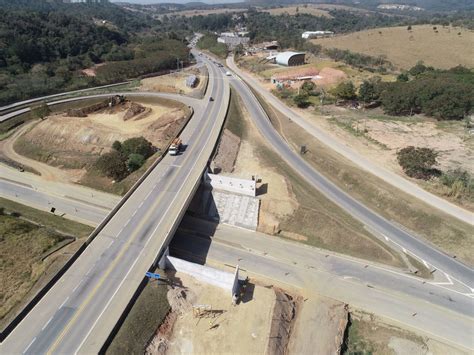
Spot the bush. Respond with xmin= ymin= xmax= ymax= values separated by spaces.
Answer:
xmin=293 ymin=93 xmax=310 ymax=108
xmin=301 ymin=81 xmax=316 ymax=95
xmin=94 ymin=150 xmax=128 ymax=181
xmin=397 ymin=146 xmax=439 ymax=180
xmin=30 ymin=102 xmax=51 ymax=120
xmin=121 ymin=137 xmax=154 ymax=159
xmin=440 ymin=168 xmax=473 ymax=198
xmin=333 ymin=81 xmax=357 ymax=100
xmin=358 ymin=80 xmax=379 ymax=103
xmin=127 ymin=153 xmax=145 ymax=172
xmin=112 ymin=140 xmax=122 ymax=152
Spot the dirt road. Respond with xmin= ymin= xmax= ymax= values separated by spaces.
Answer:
xmin=2 ymin=121 xmax=78 ymax=183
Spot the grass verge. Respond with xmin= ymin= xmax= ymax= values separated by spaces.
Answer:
xmin=106 ymin=275 xmax=170 ymax=354
xmin=228 ymin=88 xmax=404 ymax=267
xmin=343 ymin=312 xmax=427 ymax=355
xmin=0 ymin=198 xmax=93 ymax=327
xmin=253 ymin=89 xmax=474 ymax=266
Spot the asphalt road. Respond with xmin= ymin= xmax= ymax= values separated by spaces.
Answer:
xmin=0 ymin=92 xmax=202 ymax=226
xmin=172 ymin=216 xmax=474 ymax=351
xmin=227 ymin=57 xmax=474 ymax=227
xmin=226 ymin=70 xmax=473 ymax=292
xmin=0 ymin=81 xmax=130 ymax=118
xmin=0 ymin=54 xmax=230 ymax=354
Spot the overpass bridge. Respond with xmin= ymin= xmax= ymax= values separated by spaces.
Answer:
xmin=0 ymin=54 xmax=230 ymax=354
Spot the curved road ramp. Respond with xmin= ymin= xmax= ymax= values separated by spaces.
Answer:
xmin=0 ymin=55 xmax=230 ymax=354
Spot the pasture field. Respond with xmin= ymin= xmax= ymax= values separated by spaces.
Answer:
xmin=313 ymin=25 xmax=474 ymax=70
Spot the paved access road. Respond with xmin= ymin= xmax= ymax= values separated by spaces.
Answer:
xmin=0 ymin=81 xmax=130 ymax=118
xmin=0 ymin=92 xmax=202 ymax=226
xmin=226 ymin=70 xmax=473 ymax=293
xmin=0 ymin=54 xmax=230 ymax=354
xmin=172 ymin=216 xmax=474 ymax=352
xmin=227 ymin=56 xmax=474 ymax=227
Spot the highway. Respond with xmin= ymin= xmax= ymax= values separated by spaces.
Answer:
xmin=172 ymin=216 xmax=474 ymax=351
xmin=226 ymin=69 xmax=473 ymax=292
xmin=0 ymin=53 xmax=230 ymax=354
xmin=0 ymin=81 xmax=131 ymax=118
xmin=227 ymin=56 xmax=474 ymax=227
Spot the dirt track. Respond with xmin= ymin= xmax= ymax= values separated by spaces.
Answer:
xmin=1 ymin=121 xmax=78 ymax=183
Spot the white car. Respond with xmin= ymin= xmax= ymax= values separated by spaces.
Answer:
xmin=225 ymin=71 xmax=232 ymax=76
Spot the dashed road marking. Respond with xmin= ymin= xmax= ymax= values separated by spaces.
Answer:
xmin=23 ymin=337 xmax=37 ymax=354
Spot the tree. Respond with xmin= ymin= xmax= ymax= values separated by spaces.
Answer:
xmin=358 ymin=80 xmax=378 ymax=103
xmin=397 ymin=146 xmax=439 ymax=180
xmin=408 ymin=61 xmax=433 ymax=76
xmin=407 ymin=25 xmax=412 ymax=31
xmin=31 ymin=102 xmax=51 ymax=120
xmin=94 ymin=150 xmax=128 ymax=180
xmin=121 ymin=137 xmax=154 ymax=159
xmin=127 ymin=153 xmax=145 ymax=172
xmin=112 ymin=140 xmax=122 ymax=152
xmin=293 ymin=93 xmax=310 ymax=108
xmin=333 ymin=81 xmax=356 ymax=100
xmin=301 ymin=81 xmax=316 ymax=95
xmin=397 ymin=73 xmax=409 ymax=82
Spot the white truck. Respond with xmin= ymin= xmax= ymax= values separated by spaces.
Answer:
xmin=169 ymin=137 xmax=182 ymax=156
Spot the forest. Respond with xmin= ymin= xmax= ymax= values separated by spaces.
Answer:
xmin=358 ymin=65 xmax=474 ymax=121
xmin=0 ymin=1 xmax=188 ymax=106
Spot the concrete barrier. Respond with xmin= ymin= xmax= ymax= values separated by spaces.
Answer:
xmin=165 ymin=256 xmax=238 ymax=297
xmin=0 ymin=101 xmax=194 ymax=342
xmin=204 ymin=173 xmax=256 ymax=197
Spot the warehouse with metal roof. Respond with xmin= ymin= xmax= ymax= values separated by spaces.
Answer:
xmin=275 ymin=51 xmax=305 ymax=66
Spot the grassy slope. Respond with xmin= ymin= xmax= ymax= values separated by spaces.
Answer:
xmin=0 ymin=198 xmax=93 ymax=322
xmin=254 ymin=90 xmax=474 ymax=265
xmin=313 ymin=25 xmax=474 ymax=70
xmin=106 ymin=276 xmax=170 ymax=354
xmin=228 ymin=89 xmax=404 ymax=267
xmin=344 ymin=313 xmax=427 ymax=354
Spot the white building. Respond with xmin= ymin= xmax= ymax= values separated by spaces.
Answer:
xmin=302 ymin=31 xmax=334 ymax=39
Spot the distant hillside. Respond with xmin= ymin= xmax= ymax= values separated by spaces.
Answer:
xmin=313 ymin=25 xmax=474 ymax=70
xmin=0 ymin=0 xmax=190 ymax=105
xmin=243 ymin=0 xmax=474 ymax=12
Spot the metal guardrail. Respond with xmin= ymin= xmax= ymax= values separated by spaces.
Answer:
xmin=0 ymin=104 xmax=194 ymax=342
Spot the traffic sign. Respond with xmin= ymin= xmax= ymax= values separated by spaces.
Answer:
xmin=145 ymin=271 xmax=161 ymax=280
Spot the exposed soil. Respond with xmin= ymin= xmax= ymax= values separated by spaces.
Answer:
xmin=233 ymin=133 xmax=299 ymax=235
xmin=212 ymin=128 xmax=241 ymax=174
xmin=140 ymin=67 xmax=206 ymax=97
xmin=267 ymin=289 xmax=300 ymax=355
xmin=289 ymin=295 xmax=348 ymax=355
xmin=146 ymin=272 xmax=275 ymax=355
xmin=10 ymin=98 xmax=188 ymax=184
xmin=344 ymin=311 xmax=468 ymax=355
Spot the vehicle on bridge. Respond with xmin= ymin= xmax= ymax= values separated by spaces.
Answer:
xmin=169 ymin=137 xmax=183 ymax=156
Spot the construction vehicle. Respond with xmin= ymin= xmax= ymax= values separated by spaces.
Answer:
xmin=169 ymin=137 xmax=182 ymax=156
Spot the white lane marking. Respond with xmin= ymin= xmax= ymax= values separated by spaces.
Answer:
xmin=72 ymin=279 xmax=84 ymax=293
xmin=138 ymin=200 xmax=144 ymax=209
xmin=42 ymin=316 xmax=53 ymax=330
xmin=23 ymin=337 xmax=37 ymax=354
xmin=85 ymin=265 xmax=94 ymax=276
xmin=106 ymin=239 xmax=113 ymax=249
xmin=422 ymin=259 xmax=429 ymax=268
xmin=380 ymin=234 xmax=473 ymax=292
xmin=145 ymin=189 xmax=154 ymax=200
xmin=59 ymin=296 xmax=69 ymax=309
xmin=75 ymin=62 xmax=227 ymax=354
